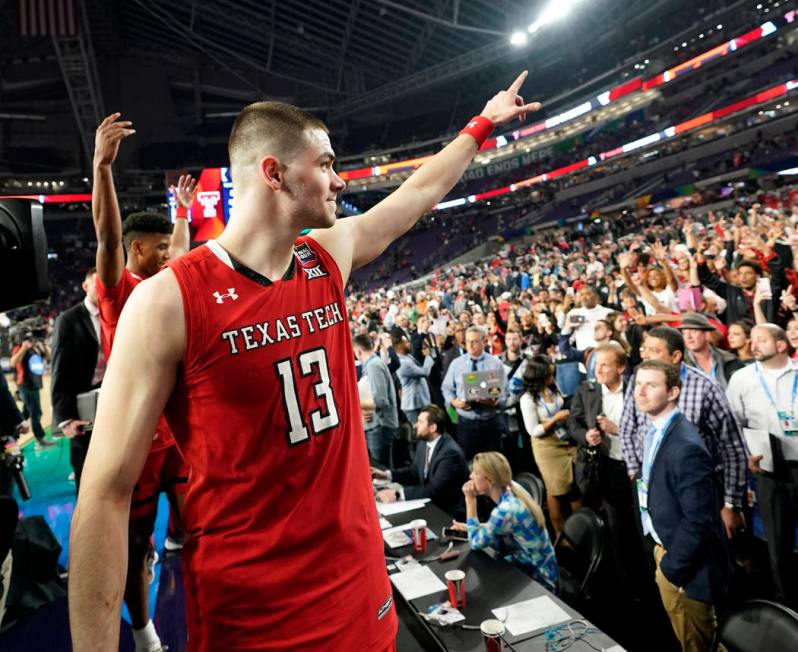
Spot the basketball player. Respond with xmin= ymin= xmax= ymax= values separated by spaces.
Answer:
xmin=69 ymin=72 xmax=540 ymax=651
xmin=90 ymin=114 xmax=196 ymax=652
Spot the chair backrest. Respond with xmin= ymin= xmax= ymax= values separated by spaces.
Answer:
xmin=712 ymin=599 xmax=798 ymax=652
xmin=555 ymin=507 xmax=605 ymax=594
xmin=514 ymin=472 xmax=545 ymax=507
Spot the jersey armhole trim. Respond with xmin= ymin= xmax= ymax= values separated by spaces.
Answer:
xmin=304 ymin=235 xmax=344 ymax=290
xmin=169 ymin=260 xmax=206 ymax=383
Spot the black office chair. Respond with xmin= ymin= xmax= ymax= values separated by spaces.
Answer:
xmin=553 ymin=507 xmax=605 ymax=604
xmin=514 ymin=472 xmax=545 ymax=507
xmin=710 ymin=599 xmax=798 ymax=652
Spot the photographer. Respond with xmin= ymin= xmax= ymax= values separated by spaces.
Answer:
xmin=10 ymin=333 xmax=52 ymax=449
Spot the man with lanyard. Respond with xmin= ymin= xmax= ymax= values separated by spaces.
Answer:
xmin=726 ymin=324 xmax=798 ymax=607
xmin=442 ymin=325 xmax=507 ymax=460
xmin=620 ymin=326 xmax=747 ymax=539
xmin=634 ymin=360 xmax=728 ymax=651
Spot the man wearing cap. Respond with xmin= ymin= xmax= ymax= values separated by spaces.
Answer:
xmin=679 ymin=313 xmax=746 ymax=390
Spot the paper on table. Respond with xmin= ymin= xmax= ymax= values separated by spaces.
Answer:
xmin=376 ymin=498 xmax=430 ymax=516
xmin=743 ymin=428 xmax=773 ymax=473
xmin=492 ymin=595 xmax=571 ymax=636
xmin=390 ymin=566 xmax=447 ymax=601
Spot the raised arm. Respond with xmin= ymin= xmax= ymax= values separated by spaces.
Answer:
xmin=169 ymin=174 xmax=197 ymax=259
xmin=312 ymin=72 xmax=541 ymax=283
xmin=652 ymin=242 xmax=678 ymax=293
xmin=68 ymin=271 xmax=185 ymax=652
xmin=92 ymin=114 xmax=136 ymax=288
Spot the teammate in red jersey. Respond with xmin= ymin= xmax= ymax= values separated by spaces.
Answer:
xmin=69 ymin=72 xmax=540 ymax=651
xmin=88 ymin=114 xmax=196 ymax=652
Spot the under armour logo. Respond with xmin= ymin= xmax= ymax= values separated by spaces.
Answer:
xmin=213 ymin=288 xmax=239 ymax=304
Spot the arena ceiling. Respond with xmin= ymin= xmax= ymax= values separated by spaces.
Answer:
xmin=0 ymin=0 xmax=738 ymax=175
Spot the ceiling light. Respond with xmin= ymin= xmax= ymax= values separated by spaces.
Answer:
xmin=510 ymin=31 xmax=528 ymax=46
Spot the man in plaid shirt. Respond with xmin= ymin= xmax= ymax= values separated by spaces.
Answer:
xmin=620 ymin=327 xmax=747 ymax=538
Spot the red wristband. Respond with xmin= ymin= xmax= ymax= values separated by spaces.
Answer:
xmin=175 ymin=205 xmax=189 ymax=220
xmin=459 ymin=116 xmax=494 ymax=148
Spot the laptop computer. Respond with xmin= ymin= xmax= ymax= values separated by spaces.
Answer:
xmin=462 ymin=370 xmax=504 ymax=401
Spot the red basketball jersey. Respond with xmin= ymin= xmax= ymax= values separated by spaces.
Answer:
xmin=165 ymin=237 xmax=396 ymax=651
xmin=96 ymin=268 xmax=174 ymax=451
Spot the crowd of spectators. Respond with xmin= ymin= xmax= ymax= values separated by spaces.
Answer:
xmin=350 ymin=184 xmax=798 ymax=648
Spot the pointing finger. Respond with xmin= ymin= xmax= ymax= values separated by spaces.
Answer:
xmin=507 ymin=70 xmax=528 ymax=95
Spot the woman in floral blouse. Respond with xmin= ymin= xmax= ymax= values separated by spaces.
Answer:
xmin=451 ymin=451 xmax=559 ymax=593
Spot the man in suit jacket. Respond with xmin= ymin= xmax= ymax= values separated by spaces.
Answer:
xmin=442 ymin=322 xmax=467 ymax=377
xmin=51 ymin=268 xmax=106 ymax=492
xmin=372 ymin=405 xmax=469 ymax=518
xmin=568 ymin=343 xmax=646 ymax=596
xmin=634 ymin=360 xmax=729 ymax=652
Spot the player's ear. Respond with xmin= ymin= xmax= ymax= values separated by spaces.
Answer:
xmin=260 ymin=155 xmax=284 ymax=190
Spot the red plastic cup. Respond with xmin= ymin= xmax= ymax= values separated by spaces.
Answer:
xmin=445 ymin=569 xmax=466 ymax=608
xmin=480 ymin=619 xmax=505 ymax=652
xmin=410 ymin=519 xmax=427 ymax=552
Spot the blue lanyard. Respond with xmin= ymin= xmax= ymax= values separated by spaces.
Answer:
xmin=643 ymin=410 xmax=680 ymax=483
xmin=754 ymin=363 xmax=798 ymax=414
xmin=540 ymin=391 xmax=559 ymax=417
xmin=680 ymin=364 xmax=687 ymax=383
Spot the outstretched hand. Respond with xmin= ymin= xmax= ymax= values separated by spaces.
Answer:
xmin=94 ymin=113 xmax=135 ymax=167
xmin=170 ymin=174 xmax=198 ymax=210
xmin=480 ymin=71 xmax=541 ymax=126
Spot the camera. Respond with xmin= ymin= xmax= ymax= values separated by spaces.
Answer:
xmin=1 ymin=426 xmax=31 ymax=500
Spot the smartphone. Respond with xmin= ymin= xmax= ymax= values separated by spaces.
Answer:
xmin=756 ymin=277 xmax=772 ymax=297
xmin=570 ymin=314 xmax=586 ymax=325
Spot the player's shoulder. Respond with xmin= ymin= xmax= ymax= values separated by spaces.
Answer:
xmin=127 ymin=267 xmax=182 ymax=316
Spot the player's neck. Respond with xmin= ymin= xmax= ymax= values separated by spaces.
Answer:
xmin=126 ymin=262 xmax=147 ymax=279
xmin=216 ymin=214 xmax=299 ymax=282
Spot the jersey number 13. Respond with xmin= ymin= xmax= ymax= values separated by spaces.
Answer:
xmin=275 ymin=348 xmax=340 ymax=445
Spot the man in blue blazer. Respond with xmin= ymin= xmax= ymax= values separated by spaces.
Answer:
xmin=633 ymin=360 xmax=729 ymax=652
xmin=372 ymin=405 xmax=469 ymax=519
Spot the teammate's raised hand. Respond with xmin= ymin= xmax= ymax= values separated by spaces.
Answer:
xmin=480 ymin=71 xmax=541 ymax=126
xmin=94 ymin=113 xmax=135 ymax=167
xmin=170 ymin=174 xmax=198 ymax=210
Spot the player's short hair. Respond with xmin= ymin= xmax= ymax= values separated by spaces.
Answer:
xmin=647 ymin=326 xmax=685 ymax=356
xmin=352 ymin=334 xmax=374 ymax=352
xmin=84 ymin=267 xmax=97 ymax=280
xmin=594 ymin=341 xmax=627 ymax=366
xmin=419 ymin=404 xmax=447 ymax=433
xmin=637 ymin=360 xmax=681 ymax=390
xmin=228 ymin=101 xmax=329 ymax=179
xmin=121 ymin=212 xmax=172 ymax=251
